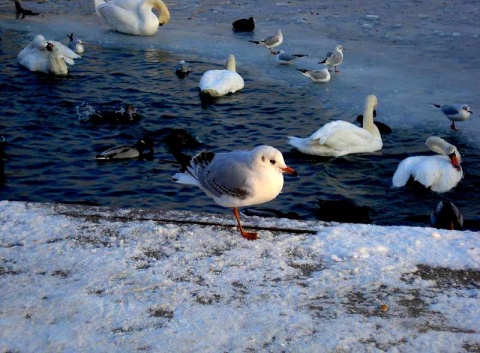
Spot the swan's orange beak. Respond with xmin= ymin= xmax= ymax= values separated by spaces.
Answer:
xmin=282 ymin=166 xmax=298 ymax=177
xmin=449 ymin=153 xmax=461 ymax=171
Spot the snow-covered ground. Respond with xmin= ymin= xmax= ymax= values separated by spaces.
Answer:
xmin=1 ymin=201 xmax=479 ymax=352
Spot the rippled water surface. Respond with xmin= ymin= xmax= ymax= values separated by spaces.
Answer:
xmin=1 ymin=27 xmax=479 ymax=229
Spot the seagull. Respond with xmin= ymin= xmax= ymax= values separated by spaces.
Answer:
xmin=172 ymin=145 xmax=298 ymax=240
xmin=297 ymin=68 xmax=330 ymax=83
xmin=95 ymin=137 xmax=154 ymax=160
xmin=430 ymin=200 xmax=463 ymax=230
xmin=232 ymin=17 xmax=255 ymax=32
xmin=272 ymin=50 xmax=307 ymax=65
xmin=319 ymin=45 xmax=344 ymax=72
xmin=15 ymin=1 xmax=39 ymax=19
xmin=175 ymin=60 xmax=191 ymax=77
xmin=433 ymin=103 xmax=473 ymax=131
xmin=67 ymin=33 xmax=85 ymax=55
xmin=249 ymin=30 xmax=283 ymax=53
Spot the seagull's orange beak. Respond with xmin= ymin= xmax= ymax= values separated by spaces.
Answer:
xmin=449 ymin=153 xmax=461 ymax=171
xmin=282 ymin=166 xmax=298 ymax=176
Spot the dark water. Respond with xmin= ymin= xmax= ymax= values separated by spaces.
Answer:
xmin=1 ymin=29 xmax=479 ymax=230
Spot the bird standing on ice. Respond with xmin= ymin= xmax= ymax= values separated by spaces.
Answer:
xmin=199 ymin=54 xmax=244 ymax=97
xmin=232 ymin=17 xmax=255 ymax=32
xmin=297 ymin=68 xmax=330 ymax=83
xmin=288 ymin=95 xmax=382 ymax=157
xmin=94 ymin=0 xmax=170 ymax=36
xmin=172 ymin=145 xmax=297 ymax=240
xmin=249 ymin=30 xmax=283 ymax=53
xmin=433 ymin=103 xmax=472 ymax=131
xmin=319 ymin=45 xmax=344 ymax=72
xmin=272 ymin=50 xmax=307 ymax=65
xmin=392 ymin=136 xmax=463 ymax=193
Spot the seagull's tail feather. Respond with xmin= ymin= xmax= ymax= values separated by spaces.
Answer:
xmin=433 ymin=103 xmax=441 ymax=108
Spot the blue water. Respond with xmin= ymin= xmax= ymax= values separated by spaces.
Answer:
xmin=1 ymin=28 xmax=479 ymax=230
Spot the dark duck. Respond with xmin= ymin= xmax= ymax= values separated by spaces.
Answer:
xmin=88 ymin=104 xmax=139 ymax=124
xmin=95 ymin=137 xmax=154 ymax=160
xmin=232 ymin=17 xmax=255 ymax=32
xmin=15 ymin=1 xmax=39 ymax=19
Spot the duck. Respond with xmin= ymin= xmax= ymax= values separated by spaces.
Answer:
xmin=15 ymin=1 xmax=39 ymax=19
xmin=249 ymin=30 xmax=283 ymax=53
xmin=88 ymin=104 xmax=139 ymax=124
xmin=18 ymin=35 xmax=80 ymax=74
xmin=392 ymin=136 xmax=463 ymax=193
xmin=175 ymin=60 xmax=191 ymax=77
xmin=199 ymin=54 xmax=244 ymax=97
xmin=430 ymin=200 xmax=463 ymax=230
xmin=272 ymin=50 xmax=307 ymax=65
xmin=67 ymin=33 xmax=85 ymax=54
xmin=94 ymin=0 xmax=170 ymax=36
xmin=433 ymin=103 xmax=473 ymax=131
xmin=95 ymin=137 xmax=154 ymax=160
xmin=232 ymin=17 xmax=255 ymax=32
xmin=319 ymin=45 xmax=344 ymax=72
xmin=288 ymin=95 xmax=382 ymax=157
xmin=297 ymin=68 xmax=330 ymax=83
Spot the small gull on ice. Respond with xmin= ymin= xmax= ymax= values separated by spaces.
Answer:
xmin=319 ymin=45 xmax=344 ymax=72
xmin=249 ymin=30 xmax=283 ymax=53
xmin=172 ymin=145 xmax=297 ymax=240
xmin=433 ymin=103 xmax=473 ymax=131
xmin=272 ymin=50 xmax=307 ymax=65
xmin=297 ymin=68 xmax=330 ymax=82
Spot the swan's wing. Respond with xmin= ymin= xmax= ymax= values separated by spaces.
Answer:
xmin=49 ymin=40 xmax=81 ymax=60
xmin=106 ymin=0 xmax=141 ymax=11
xmin=97 ymin=3 xmax=139 ymax=31
xmin=310 ymin=121 xmax=366 ymax=144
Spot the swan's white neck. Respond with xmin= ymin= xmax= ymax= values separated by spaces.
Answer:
xmin=361 ymin=95 xmax=380 ymax=138
xmin=225 ymin=54 xmax=236 ymax=72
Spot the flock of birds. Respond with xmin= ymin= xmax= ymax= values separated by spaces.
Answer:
xmin=6 ymin=0 xmax=476 ymax=238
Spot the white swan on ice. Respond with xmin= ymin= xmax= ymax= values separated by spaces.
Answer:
xmin=94 ymin=0 xmax=170 ymax=36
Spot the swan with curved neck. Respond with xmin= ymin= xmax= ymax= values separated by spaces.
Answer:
xmin=94 ymin=0 xmax=170 ymax=36
xmin=199 ymin=54 xmax=245 ymax=97
xmin=288 ymin=95 xmax=382 ymax=157
xmin=392 ymin=136 xmax=463 ymax=193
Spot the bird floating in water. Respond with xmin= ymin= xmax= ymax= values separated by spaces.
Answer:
xmin=95 ymin=137 xmax=154 ymax=160
xmin=199 ymin=54 xmax=244 ymax=97
xmin=392 ymin=136 xmax=463 ymax=193
xmin=175 ymin=60 xmax=192 ymax=77
xmin=249 ymin=30 xmax=283 ymax=53
xmin=433 ymin=103 xmax=472 ymax=131
xmin=430 ymin=200 xmax=463 ymax=230
xmin=15 ymin=1 xmax=39 ymax=19
xmin=288 ymin=95 xmax=382 ymax=157
xmin=94 ymin=0 xmax=170 ymax=36
xmin=172 ymin=145 xmax=297 ymax=240
xmin=67 ymin=33 xmax=85 ymax=55
xmin=319 ymin=45 xmax=344 ymax=72
xmin=297 ymin=68 xmax=330 ymax=83
xmin=232 ymin=17 xmax=255 ymax=32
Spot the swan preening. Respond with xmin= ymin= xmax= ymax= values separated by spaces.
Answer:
xmin=199 ymin=54 xmax=245 ymax=97
xmin=392 ymin=136 xmax=463 ymax=193
xmin=288 ymin=95 xmax=382 ymax=157
xmin=94 ymin=0 xmax=170 ymax=36
xmin=17 ymin=35 xmax=81 ymax=75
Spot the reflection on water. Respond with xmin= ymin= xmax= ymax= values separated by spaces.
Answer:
xmin=1 ymin=30 xmax=479 ymax=230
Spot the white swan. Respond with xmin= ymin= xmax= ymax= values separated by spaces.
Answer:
xmin=18 ymin=35 xmax=80 ymax=74
xmin=198 ymin=54 xmax=245 ymax=97
xmin=94 ymin=0 xmax=170 ymax=36
xmin=288 ymin=95 xmax=382 ymax=157
xmin=392 ymin=136 xmax=463 ymax=193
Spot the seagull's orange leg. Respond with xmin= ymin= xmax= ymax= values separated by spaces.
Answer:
xmin=233 ymin=207 xmax=258 ymax=240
